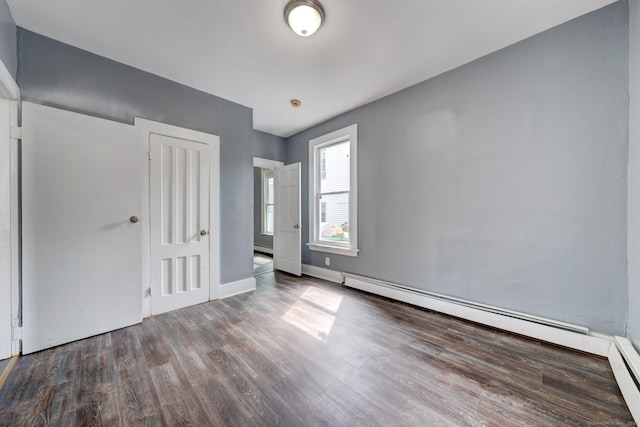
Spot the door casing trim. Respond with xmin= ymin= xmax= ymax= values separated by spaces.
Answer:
xmin=136 ymin=118 xmax=220 ymax=317
xmin=0 ymin=59 xmax=19 ymax=357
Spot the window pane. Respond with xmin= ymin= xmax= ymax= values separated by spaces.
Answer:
xmin=319 ymin=193 xmax=349 ymax=243
xmin=267 ymin=176 xmax=274 ymax=204
xmin=319 ymin=141 xmax=350 ymax=193
xmin=266 ymin=205 xmax=274 ymax=234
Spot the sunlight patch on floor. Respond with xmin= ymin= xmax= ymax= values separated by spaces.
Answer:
xmin=300 ymin=286 xmax=343 ymax=312
xmin=282 ymin=286 xmax=343 ymax=342
xmin=253 ymin=255 xmax=272 ymax=269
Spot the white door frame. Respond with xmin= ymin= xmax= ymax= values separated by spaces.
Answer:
xmin=136 ymin=118 xmax=220 ymax=318
xmin=0 ymin=58 xmax=20 ymax=358
xmin=254 ymin=157 xmax=284 ymax=170
xmin=253 ymin=157 xmax=284 ymax=254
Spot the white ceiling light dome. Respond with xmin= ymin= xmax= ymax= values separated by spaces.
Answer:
xmin=284 ymin=0 xmax=325 ymax=37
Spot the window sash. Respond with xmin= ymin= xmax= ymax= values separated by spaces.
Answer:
xmin=262 ymin=170 xmax=274 ymax=235
xmin=313 ymin=139 xmax=350 ymax=247
xmin=317 ymin=191 xmax=350 ymax=246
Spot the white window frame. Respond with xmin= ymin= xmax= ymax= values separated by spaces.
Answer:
xmin=308 ymin=123 xmax=359 ymax=257
xmin=261 ymin=168 xmax=274 ymax=235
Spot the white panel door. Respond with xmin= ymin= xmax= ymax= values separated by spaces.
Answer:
xmin=22 ymin=102 xmax=142 ymax=354
xmin=274 ymin=163 xmax=301 ymax=276
xmin=150 ymin=134 xmax=210 ymax=314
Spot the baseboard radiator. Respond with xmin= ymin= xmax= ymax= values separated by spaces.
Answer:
xmin=615 ymin=337 xmax=640 ymax=387
xmin=342 ymin=273 xmax=588 ymax=335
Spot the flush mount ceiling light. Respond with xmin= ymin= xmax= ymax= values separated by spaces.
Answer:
xmin=284 ymin=0 xmax=325 ymax=37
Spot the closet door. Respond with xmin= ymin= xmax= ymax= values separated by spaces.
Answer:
xmin=22 ymin=102 xmax=142 ymax=354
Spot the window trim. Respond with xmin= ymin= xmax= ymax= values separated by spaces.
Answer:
xmin=261 ymin=168 xmax=274 ymax=236
xmin=307 ymin=123 xmax=359 ymax=257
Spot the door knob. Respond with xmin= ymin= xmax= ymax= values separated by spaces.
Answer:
xmin=293 ymin=224 xmax=301 ymax=229
xmin=129 ymin=216 xmax=140 ymax=223
xmin=200 ymin=230 xmax=209 ymax=236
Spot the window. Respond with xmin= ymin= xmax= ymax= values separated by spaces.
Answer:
xmin=308 ymin=124 xmax=358 ymax=257
xmin=262 ymin=169 xmax=274 ymax=235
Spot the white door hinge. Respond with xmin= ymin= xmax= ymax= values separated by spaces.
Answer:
xmin=10 ymin=126 xmax=21 ymax=139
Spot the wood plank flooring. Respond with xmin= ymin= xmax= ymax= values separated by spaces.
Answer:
xmin=0 ymin=271 xmax=634 ymax=426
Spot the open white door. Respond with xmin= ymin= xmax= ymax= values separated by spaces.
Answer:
xmin=22 ymin=103 xmax=142 ymax=354
xmin=149 ymin=134 xmax=211 ymax=314
xmin=274 ymin=163 xmax=301 ymax=276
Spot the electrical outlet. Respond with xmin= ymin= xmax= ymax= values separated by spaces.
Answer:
xmin=325 ymin=257 xmax=330 ymax=266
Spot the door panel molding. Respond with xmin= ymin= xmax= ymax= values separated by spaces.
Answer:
xmin=149 ymin=135 xmax=210 ymax=314
xmin=135 ymin=118 xmax=220 ymax=317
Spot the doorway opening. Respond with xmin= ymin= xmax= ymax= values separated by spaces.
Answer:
xmin=253 ymin=157 xmax=283 ymax=275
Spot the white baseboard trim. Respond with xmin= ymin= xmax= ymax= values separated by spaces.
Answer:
xmin=615 ymin=337 xmax=640 ymax=385
xmin=608 ymin=342 xmax=640 ymax=422
xmin=589 ymin=331 xmax=617 ymax=343
xmin=219 ymin=277 xmax=256 ymax=299
xmin=254 ymin=245 xmax=273 ymax=255
xmin=343 ymin=275 xmax=610 ymax=357
xmin=302 ymin=264 xmax=343 ymax=284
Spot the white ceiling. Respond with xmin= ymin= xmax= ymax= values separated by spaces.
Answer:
xmin=7 ymin=0 xmax=617 ymax=137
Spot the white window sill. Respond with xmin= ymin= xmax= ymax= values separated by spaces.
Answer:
xmin=260 ymin=233 xmax=274 ymax=237
xmin=307 ymin=243 xmax=359 ymax=257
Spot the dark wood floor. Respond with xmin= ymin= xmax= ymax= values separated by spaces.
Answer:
xmin=0 ymin=271 xmax=634 ymax=426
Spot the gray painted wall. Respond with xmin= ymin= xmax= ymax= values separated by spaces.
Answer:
xmin=17 ymin=28 xmax=254 ymax=284
xmin=628 ymin=0 xmax=640 ymax=347
xmin=253 ymin=130 xmax=286 ymax=250
xmin=253 ymin=130 xmax=287 ymax=162
xmin=286 ymin=1 xmax=629 ymax=335
xmin=0 ymin=0 xmax=16 ymax=79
